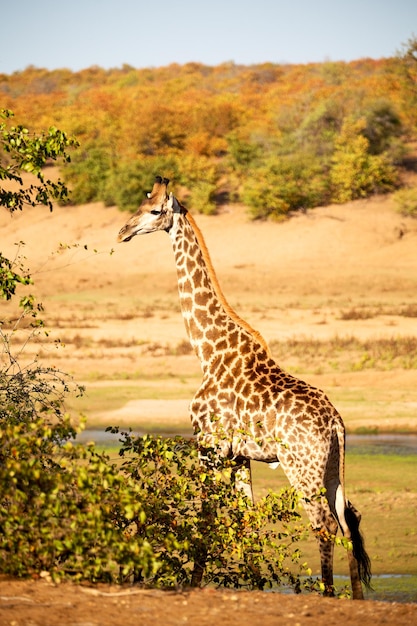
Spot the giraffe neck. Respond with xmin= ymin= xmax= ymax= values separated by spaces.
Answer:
xmin=169 ymin=211 xmax=269 ymax=370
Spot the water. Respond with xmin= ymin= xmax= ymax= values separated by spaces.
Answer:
xmin=77 ymin=429 xmax=417 ymax=456
xmin=346 ymin=433 xmax=417 ymax=456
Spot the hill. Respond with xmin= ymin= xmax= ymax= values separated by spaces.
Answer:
xmin=1 ymin=178 xmax=417 ymax=431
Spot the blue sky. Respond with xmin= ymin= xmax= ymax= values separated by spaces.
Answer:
xmin=1 ymin=0 xmax=416 ymax=74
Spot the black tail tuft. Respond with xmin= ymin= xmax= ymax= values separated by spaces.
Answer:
xmin=345 ymin=504 xmax=373 ymax=589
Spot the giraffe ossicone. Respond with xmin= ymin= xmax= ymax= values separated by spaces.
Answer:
xmin=117 ymin=176 xmax=372 ymax=599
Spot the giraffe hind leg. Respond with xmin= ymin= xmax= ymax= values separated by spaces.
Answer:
xmin=302 ymin=498 xmax=339 ymax=596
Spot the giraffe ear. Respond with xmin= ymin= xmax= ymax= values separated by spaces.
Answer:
xmin=169 ymin=193 xmax=183 ymax=214
xmin=148 ymin=177 xmax=169 ymax=203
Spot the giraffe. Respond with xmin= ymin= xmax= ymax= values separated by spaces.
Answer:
xmin=117 ymin=176 xmax=372 ymax=599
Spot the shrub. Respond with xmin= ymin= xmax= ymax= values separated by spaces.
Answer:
xmin=103 ymin=156 xmax=181 ymax=212
xmin=393 ymin=187 xmax=417 ymax=217
xmin=114 ymin=430 xmax=318 ymax=591
xmin=177 ymin=155 xmax=220 ymax=214
xmin=186 ymin=180 xmax=217 ymax=215
xmin=242 ymin=154 xmax=329 ymax=220
xmin=0 ymin=412 xmax=318 ymax=590
xmin=363 ymin=100 xmax=403 ymax=156
xmin=330 ymin=117 xmax=398 ymax=203
xmin=0 ymin=418 xmax=157 ymax=582
xmin=64 ymin=143 xmax=113 ymax=205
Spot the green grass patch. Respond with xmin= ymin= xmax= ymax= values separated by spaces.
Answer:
xmin=363 ymin=574 xmax=417 ymax=603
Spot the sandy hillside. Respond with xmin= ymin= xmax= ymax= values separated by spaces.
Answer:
xmin=2 ymin=181 xmax=417 ymax=327
xmin=1 ymin=175 xmax=417 ymax=432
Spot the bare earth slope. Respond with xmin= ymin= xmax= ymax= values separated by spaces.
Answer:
xmin=2 ymin=183 xmax=417 ymax=430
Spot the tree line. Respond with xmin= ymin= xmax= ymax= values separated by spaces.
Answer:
xmin=1 ymin=40 xmax=417 ymax=217
xmin=1 ymin=40 xmax=416 ymax=216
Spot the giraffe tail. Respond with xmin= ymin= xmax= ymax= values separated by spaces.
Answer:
xmin=334 ymin=417 xmax=372 ymax=590
xmin=344 ymin=502 xmax=373 ymax=589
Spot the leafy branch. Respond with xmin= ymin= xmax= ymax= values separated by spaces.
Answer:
xmin=0 ymin=108 xmax=79 ymax=212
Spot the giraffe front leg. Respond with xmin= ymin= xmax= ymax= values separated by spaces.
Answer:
xmin=232 ymin=458 xmax=254 ymax=502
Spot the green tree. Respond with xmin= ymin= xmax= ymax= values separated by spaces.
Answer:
xmin=1 ymin=109 xmax=78 ymax=212
xmin=330 ymin=117 xmax=398 ymax=203
xmin=297 ymin=100 xmax=342 ymax=158
xmin=242 ymin=153 xmax=329 ymax=220
xmin=63 ymin=142 xmax=112 ymax=205
xmin=396 ymin=35 xmax=417 ymax=130
xmin=103 ymin=155 xmax=181 ymax=212
xmin=363 ymin=100 xmax=403 ymax=157
xmin=178 ymin=155 xmax=220 ymax=215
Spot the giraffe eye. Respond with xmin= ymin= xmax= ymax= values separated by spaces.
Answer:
xmin=150 ymin=209 xmax=161 ymax=215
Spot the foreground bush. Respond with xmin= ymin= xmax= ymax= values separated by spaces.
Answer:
xmin=0 ymin=411 xmax=319 ymax=590
xmin=113 ymin=430 xmax=318 ymax=590
xmin=0 ymin=418 xmax=156 ymax=582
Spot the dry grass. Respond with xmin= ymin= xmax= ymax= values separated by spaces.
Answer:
xmin=270 ymin=336 xmax=417 ymax=373
xmin=338 ymin=304 xmax=417 ymax=320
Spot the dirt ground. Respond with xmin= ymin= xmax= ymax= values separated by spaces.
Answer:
xmin=1 ymin=174 xmax=417 ymax=624
xmin=1 ymin=576 xmax=417 ymax=626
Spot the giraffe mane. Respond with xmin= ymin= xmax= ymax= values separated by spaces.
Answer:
xmin=184 ymin=210 xmax=271 ymax=356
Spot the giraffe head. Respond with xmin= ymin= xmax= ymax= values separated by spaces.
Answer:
xmin=117 ymin=176 xmax=184 ymax=242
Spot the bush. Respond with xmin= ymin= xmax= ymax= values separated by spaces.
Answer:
xmin=104 ymin=156 xmax=180 ymax=212
xmin=0 ymin=311 xmax=157 ymax=582
xmin=0 ymin=418 xmax=156 ymax=582
xmin=330 ymin=117 xmax=398 ymax=203
xmin=114 ymin=430 xmax=317 ymax=591
xmin=64 ymin=143 xmax=113 ymax=205
xmin=186 ymin=180 xmax=217 ymax=215
xmin=242 ymin=154 xmax=329 ymax=220
xmin=363 ymin=100 xmax=403 ymax=156
xmin=177 ymin=155 xmax=220 ymax=214
xmin=393 ymin=187 xmax=417 ymax=217
xmin=0 ymin=407 xmax=319 ymax=590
